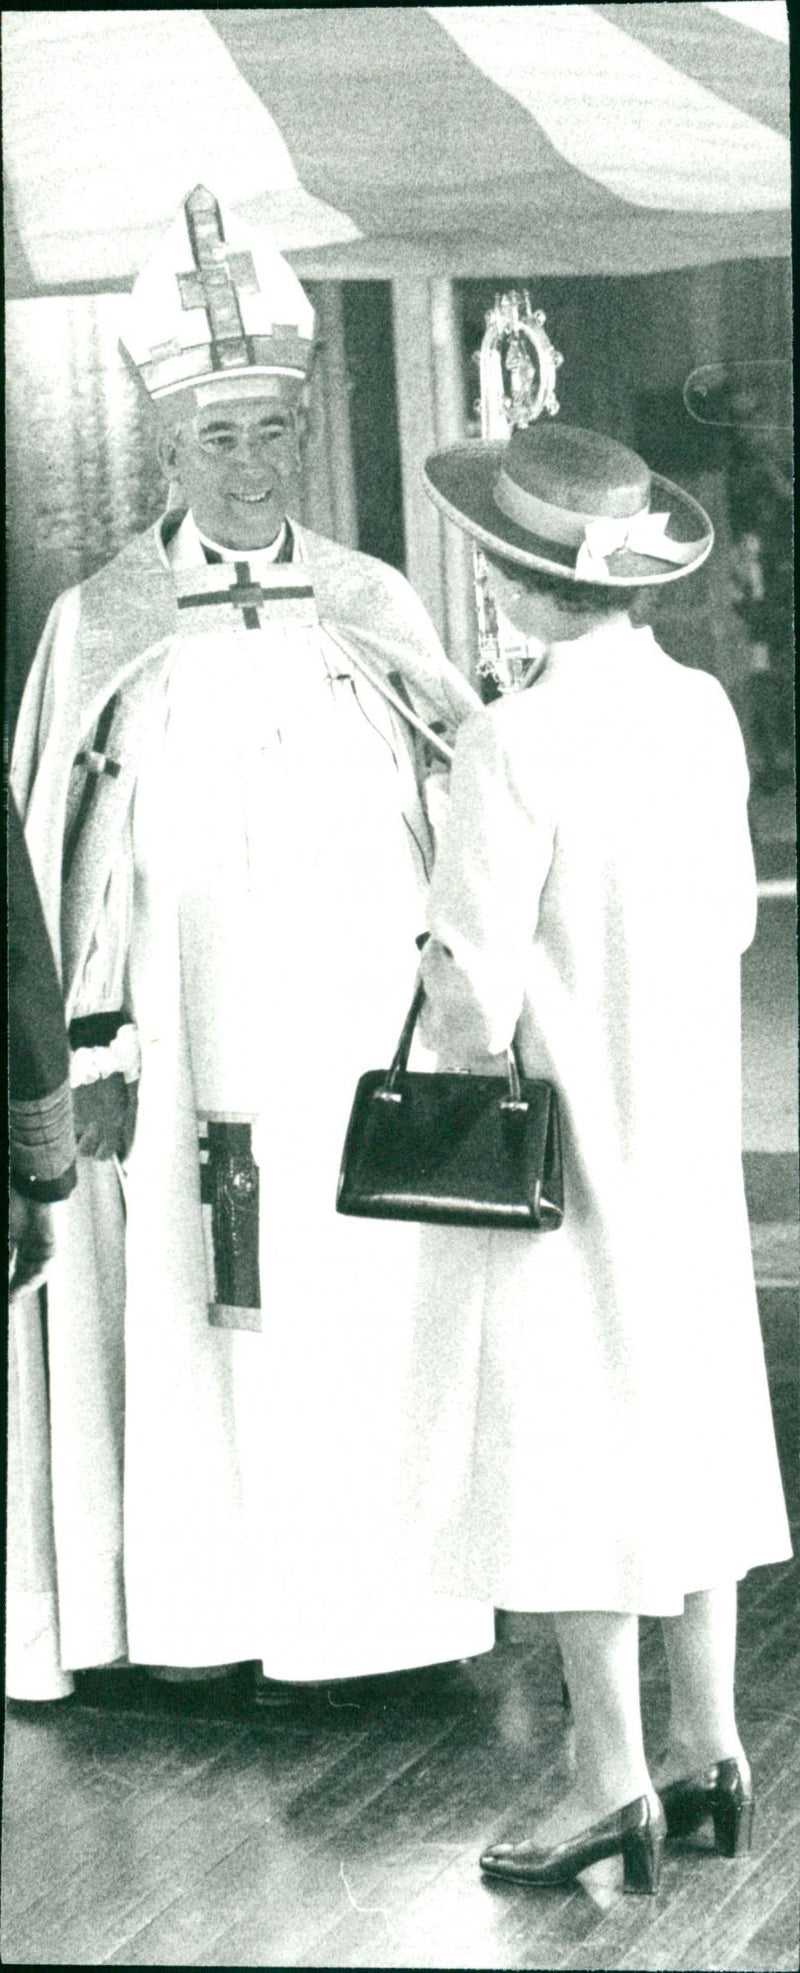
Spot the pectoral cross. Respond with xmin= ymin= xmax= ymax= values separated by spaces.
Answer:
xmin=176 ymin=562 xmax=316 ymax=632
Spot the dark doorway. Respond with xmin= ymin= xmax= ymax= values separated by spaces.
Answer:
xmin=341 ymin=282 xmax=405 ymax=573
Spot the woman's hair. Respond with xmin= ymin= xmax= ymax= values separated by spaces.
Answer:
xmin=485 ymin=552 xmax=655 ymax=626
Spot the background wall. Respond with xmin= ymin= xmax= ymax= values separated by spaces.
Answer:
xmin=5 ymin=257 xmax=792 ymax=778
xmin=454 ymin=258 xmax=792 ymax=722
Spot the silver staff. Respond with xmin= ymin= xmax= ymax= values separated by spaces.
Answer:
xmin=472 ymin=290 xmax=563 ymax=693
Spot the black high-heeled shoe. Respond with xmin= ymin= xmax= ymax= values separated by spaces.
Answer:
xmin=480 ymin=1793 xmax=666 ymax=1894
xmin=660 ymin=1759 xmax=754 ymax=1858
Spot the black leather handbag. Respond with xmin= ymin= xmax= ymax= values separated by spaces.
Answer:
xmin=336 ymin=979 xmax=563 ymax=1230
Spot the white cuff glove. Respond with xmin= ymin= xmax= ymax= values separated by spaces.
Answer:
xmin=70 ymin=1021 xmax=141 ymax=1088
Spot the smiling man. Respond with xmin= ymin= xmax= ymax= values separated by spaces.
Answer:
xmin=165 ymin=395 xmax=299 ymax=549
xmin=9 ymin=186 xmax=491 ymax=1703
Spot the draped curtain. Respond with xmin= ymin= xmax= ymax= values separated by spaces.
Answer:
xmin=3 ymin=6 xmax=789 ymax=288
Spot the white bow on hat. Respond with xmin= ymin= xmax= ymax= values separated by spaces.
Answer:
xmin=575 ymin=511 xmax=701 ymax=582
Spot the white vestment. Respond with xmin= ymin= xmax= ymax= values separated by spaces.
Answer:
xmin=9 ymin=513 xmax=493 ymax=1695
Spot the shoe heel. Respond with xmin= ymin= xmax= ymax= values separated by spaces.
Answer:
xmin=622 ymin=1823 xmax=665 ymax=1895
xmin=713 ymin=1795 xmax=754 ymax=1858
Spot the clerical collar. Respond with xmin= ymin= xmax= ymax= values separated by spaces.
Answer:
xmin=195 ymin=520 xmax=291 ymax=566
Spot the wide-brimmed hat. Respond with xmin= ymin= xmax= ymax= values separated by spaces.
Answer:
xmin=424 ymin=424 xmax=713 ymax=587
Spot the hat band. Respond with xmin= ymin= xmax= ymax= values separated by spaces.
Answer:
xmin=493 ymin=467 xmax=647 ymax=547
xmin=493 ymin=467 xmax=708 ymax=580
xmin=153 ymin=365 xmax=305 ymax=402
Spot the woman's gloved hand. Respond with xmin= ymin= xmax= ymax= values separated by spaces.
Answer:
xmin=418 ymin=937 xmax=497 ymax=1067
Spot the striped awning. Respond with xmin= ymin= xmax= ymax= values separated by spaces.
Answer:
xmin=3 ymin=4 xmax=790 ymax=294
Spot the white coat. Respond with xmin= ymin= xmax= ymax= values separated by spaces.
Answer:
xmin=405 ymin=618 xmax=792 ymax=1616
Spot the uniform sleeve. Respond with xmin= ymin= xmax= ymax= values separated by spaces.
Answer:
xmin=421 ymin=709 xmax=555 ymax=1058
xmin=8 ymin=790 xmax=78 ymax=1198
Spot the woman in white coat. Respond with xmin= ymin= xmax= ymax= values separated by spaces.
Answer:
xmin=408 ymin=422 xmax=792 ymax=1894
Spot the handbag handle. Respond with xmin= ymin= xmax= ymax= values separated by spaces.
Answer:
xmin=381 ymin=977 xmax=524 ymax=1105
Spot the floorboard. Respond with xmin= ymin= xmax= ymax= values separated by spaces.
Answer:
xmin=5 ymin=1622 xmax=798 ymax=1969
xmin=3 ymin=1315 xmax=797 ymax=1969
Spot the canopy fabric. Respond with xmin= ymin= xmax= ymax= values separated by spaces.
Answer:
xmin=3 ymin=4 xmax=790 ymax=293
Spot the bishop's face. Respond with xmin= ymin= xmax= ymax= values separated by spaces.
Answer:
xmin=164 ymin=395 xmax=302 ymax=550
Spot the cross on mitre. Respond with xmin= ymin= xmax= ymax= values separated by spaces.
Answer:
xmin=177 ymin=252 xmax=261 ymax=314
xmin=118 ymin=183 xmax=315 ymax=405
xmin=176 ymin=187 xmax=260 ymax=370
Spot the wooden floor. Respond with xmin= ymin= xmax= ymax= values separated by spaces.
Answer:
xmin=3 ymin=1293 xmax=797 ymax=1972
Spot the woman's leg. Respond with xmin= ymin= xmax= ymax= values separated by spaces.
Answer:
xmin=657 ymin=1584 xmax=750 ymax=1785
xmin=554 ymin=1610 xmax=653 ymax=1815
xmin=525 ymin=1610 xmax=657 ymax=1848
xmin=480 ymin=1609 xmax=669 ymax=1886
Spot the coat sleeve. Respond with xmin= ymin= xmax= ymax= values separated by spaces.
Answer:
xmin=699 ymin=676 xmax=758 ymax=957
xmin=724 ymin=702 xmax=758 ymax=958
xmin=421 ymin=709 xmax=556 ymax=1059
xmin=8 ymin=789 xmax=77 ymax=1199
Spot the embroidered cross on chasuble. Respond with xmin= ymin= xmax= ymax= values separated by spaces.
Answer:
xmin=174 ymin=561 xmax=316 ymax=636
